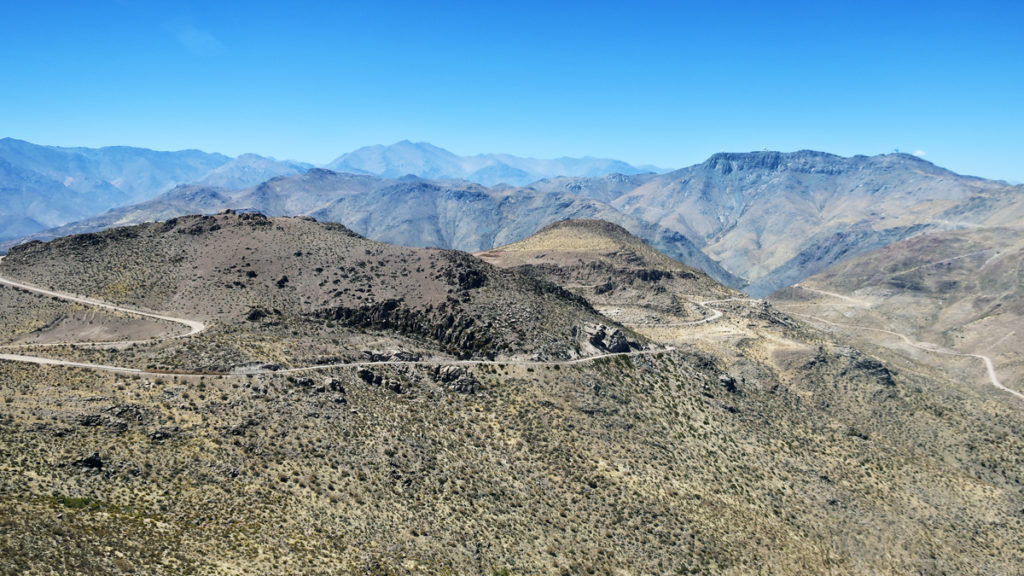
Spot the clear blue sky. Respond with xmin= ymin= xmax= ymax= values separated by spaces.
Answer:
xmin=3 ymin=0 xmax=1022 ymax=181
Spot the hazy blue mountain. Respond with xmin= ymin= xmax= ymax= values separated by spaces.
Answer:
xmin=0 ymin=137 xmax=657 ymax=244
xmin=0 ymin=216 xmax=46 ymax=241
xmin=0 ymin=139 xmax=315 ymax=242
xmin=0 ymin=138 xmax=229 ymax=202
xmin=193 ymin=153 xmax=312 ymax=189
xmin=9 ymin=147 xmax=1019 ymax=297
xmin=325 ymin=140 xmax=662 ymax=186
xmin=0 ymin=138 xmax=226 ymax=240
xmin=0 ymin=155 xmax=122 ymax=239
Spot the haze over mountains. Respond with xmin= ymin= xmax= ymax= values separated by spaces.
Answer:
xmin=0 ymin=138 xmax=659 ymax=243
xmin=7 ymin=140 xmax=1021 ymax=301
xmin=326 ymin=140 xmax=663 ymax=186
xmin=0 ymin=138 xmax=309 ymax=240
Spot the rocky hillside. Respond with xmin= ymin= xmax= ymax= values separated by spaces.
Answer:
xmin=612 ymin=150 xmax=1019 ymax=295
xmin=1 ymin=213 xmax=1023 ymax=574
xmin=770 ymin=225 xmax=1024 ymax=393
xmin=478 ymin=219 xmax=736 ymax=325
xmin=1 ymin=212 xmax=637 ymax=368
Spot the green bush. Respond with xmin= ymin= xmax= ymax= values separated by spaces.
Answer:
xmin=58 ymin=496 xmax=102 ymax=510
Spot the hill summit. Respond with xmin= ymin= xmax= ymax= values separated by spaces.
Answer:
xmin=478 ymin=219 xmax=736 ymax=326
xmin=1 ymin=211 xmax=643 ymax=368
xmin=478 ymin=219 xmax=684 ymax=271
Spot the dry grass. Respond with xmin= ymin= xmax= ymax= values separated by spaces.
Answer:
xmin=1 ymin=213 xmax=1023 ymax=574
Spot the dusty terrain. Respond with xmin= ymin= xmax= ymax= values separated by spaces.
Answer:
xmin=771 ymin=226 xmax=1024 ymax=400
xmin=1 ymin=215 xmax=1023 ymax=575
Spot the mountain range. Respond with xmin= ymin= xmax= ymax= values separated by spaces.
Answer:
xmin=326 ymin=140 xmax=662 ymax=186
xmin=610 ymin=150 xmax=1019 ymax=294
xmin=0 ymin=138 xmax=660 ymax=242
xmin=0 ymin=138 xmax=309 ymax=240
xmin=9 ymin=145 xmax=1021 ymax=299
xmin=10 ymin=169 xmax=741 ymax=287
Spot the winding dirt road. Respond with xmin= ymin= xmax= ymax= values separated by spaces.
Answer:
xmin=791 ymin=284 xmax=873 ymax=307
xmin=0 ymin=256 xmax=206 ymax=337
xmin=600 ymin=297 xmax=756 ymax=328
xmin=0 ymin=346 xmax=676 ymax=378
xmin=790 ymin=285 xmax=1021 ymax=402
xmin=0 ymin=258 xmax=673 ymax=377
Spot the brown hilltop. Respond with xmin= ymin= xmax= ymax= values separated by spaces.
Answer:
xmin=1 ymin=211 xmax=641 ymax=369
xmin=478 ymin=219 xmax=737 ymax=325
xmin=479 ymin=219 xmax=686 ymax=270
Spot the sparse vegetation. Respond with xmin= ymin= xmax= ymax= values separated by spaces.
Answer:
xmin=0 ymin=213 xmax=1022 ymax=575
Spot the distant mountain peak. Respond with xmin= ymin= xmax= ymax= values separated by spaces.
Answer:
xmin=325 ymin=141 xmax=660 ymax=186
xmin=702 ymin=150 xmax=850 ymax=174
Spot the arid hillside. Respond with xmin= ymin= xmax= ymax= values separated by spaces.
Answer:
xmin=1 ymin=211 xmax=638 ymax=370
xmin=771 ymin=225 xmax=1024 ymax=397
xmin=1 ymin=215 xmax=1022 ymax=575
xmin=477 ymin=219 xmax=736 ymax=327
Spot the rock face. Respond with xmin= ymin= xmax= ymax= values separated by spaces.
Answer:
xmin=73 ymin=452 xmax=103 ymax=470
xmin=611 ymin=150 xmax=1016 ymax=295
xmin=587 ymin=325 xmax=635 ymax=354
xmin=432 ymin=365 xmax=480 ymax=394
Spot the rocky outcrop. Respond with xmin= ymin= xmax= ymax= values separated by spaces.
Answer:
xmin=317 ymin=298 xmax=495 ymax=359
xmin=432 ymin=366 xmax=480 ymax=394
xmin=357 ymin=369 xmax=404 ymax=394
xmin=73 ymin=452 xmax=104 ymax=470
xmin=586 ymin=324 xmax=635 ymax=354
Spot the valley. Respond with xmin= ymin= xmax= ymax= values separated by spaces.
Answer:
xmin=771 ymin=226 xmax=1024 ymax=402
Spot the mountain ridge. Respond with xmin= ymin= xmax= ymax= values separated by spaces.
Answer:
xmin=5 ymin=141 xmax=1022 ymax=301
xmin=326 ymin=140 xmax=663 ymax=186
xmin=0 ymin=138 xmax=305 ymax=241
xmin=0 ymin=137 xmax=664 ymax=241
xmin=612 ymin=150 xmax=1018 ymax=294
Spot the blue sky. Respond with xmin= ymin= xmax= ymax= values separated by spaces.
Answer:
xmin=3 ymin=0 xmax=1023 ymax=181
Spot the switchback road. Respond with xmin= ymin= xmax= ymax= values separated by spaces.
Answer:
xmin=790 ymin=284 xmax=1020 ymax=402
xmin=0 ymin=258 xmax=672 ymax=377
